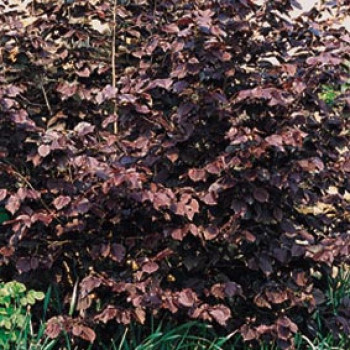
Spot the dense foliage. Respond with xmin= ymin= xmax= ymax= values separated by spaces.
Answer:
xmin=0 ymin=0 xmax=349 ymax=348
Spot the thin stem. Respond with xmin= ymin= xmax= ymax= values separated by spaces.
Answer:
xmin=112 ymin=0 xmax=118 ymax=134
xmin=41 ymin=76 xmax=52 ymax=116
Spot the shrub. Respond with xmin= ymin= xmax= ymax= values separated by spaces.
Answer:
xmin=0 ymin=281 xmax=45 ymax=349
xmin=0 ymin=0 xmax=349 ymax=348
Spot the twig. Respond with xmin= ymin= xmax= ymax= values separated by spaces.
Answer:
xmin=111 ymin=0 xmax=118 ymax=134
xmin=18 ymin=93 xmax=46 ymax=107
xmin=118 ymin=327 xmax=129 ymax=350
xmin=41 ymin=75 xmax=52 ymax=116
xmin=301 ymin=335 xmax=317 ymax=350
xmin=153 ymin=0 xmax=157 ymax=16
xmin=31 ymin=0 xmax=35 ymax=15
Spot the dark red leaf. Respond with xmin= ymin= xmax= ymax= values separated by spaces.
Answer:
xmin=0 ymin=189 xmax=7 ymax=201
xmin=265 ymin=289 xmax=288 ymax=304
xmin=188 ymin=168 xmax=206 ymax=182
xmin=178 ymin=289 xmax=197 ymax=307
xmin=142 ymin=261 xmax=159 ymax=274
xmin=16 ymin=257 xmax=38 ymax=273
xmin=57 ymin=82 xmax=77 ymax=98
xmin=265 ymin=134 xmax=283 ymax=147
xmin=45 ymin=317 xmax=63 ymax=339
xmin=210 ymin=284 xmax=225 ymax=299
xmin=162 ymin=23 xmax=179 ymax=34
xmin=240 ymin=325 xmax=258 ymax=341
xmin=259 ymin=255 xmax=273 ymax=276
xmin=225 ymin=282 xmax=243 ymax=298
xmin=133 ymin=308 xmax=146 ymax=324
xmin=11 ymin=109 xmax=36 ymax=129
xmin=110 ymin=244 xmax=126 ymax=263
xmin=203 ymin=226 xmax=219 ymax=240
xmin=74 ymin=122 xmax=95 ymax=136
xmin=76 ymin=67 xmax=91 ymax=78
xmin=145 ymin=79 xmax=173 ymax=91
xmin=253 ymin=188 xmax=269 ymax=203
xmin=6 ymin=195 xmax=21 ymax=215
xmin=75 ymin=198 xmax=91 ymax=214
xmin=118 ymin=94 xmax=137 ymax=104
xmin=170 ymin=228 xmax=187 ymax=241
xmin=185 ymin=198 xmax=199 ymax=221
xmin=276 ymin=317 xmax=298 ymax=340
xmin=72 ymin=324 xmax=96 ymax=343
xmin=94 ymin=306 xmax=118 ymax=323
xmin=104 ymin=85 xmax=118 ymax=99
xmin=0 ymin=246 xmax=14 ymax=257
xmin=53 ymin=196 xmax=71 ymax=210
xmin=38 ymin=144 xmax=51 ymax=157
xmin=208 ymin=305 xmax=231 ymax=326
xmin=80 ymin=276 xmax=103 ymax=295
xmin=344 ymin=161 xmax=350 ymax=173
xmin=201 ymin=192 xmax=217 ymax=205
